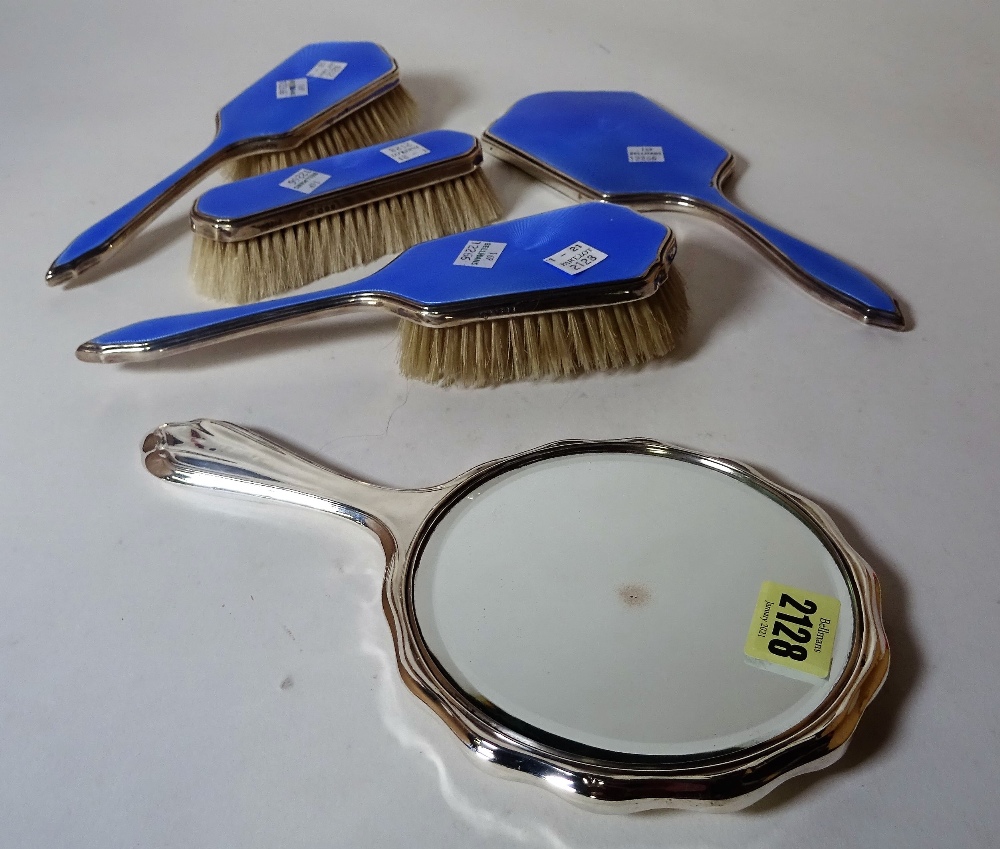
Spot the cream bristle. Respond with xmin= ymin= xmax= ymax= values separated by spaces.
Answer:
xmin=398 ymin=270 xmax=690 ymax=387
xmin=223 ymin=85 xmax=418 ymax=181
xmin=191 ymin=168 xmax=503 ymax=304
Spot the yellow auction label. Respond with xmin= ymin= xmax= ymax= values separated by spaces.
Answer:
xmin=744 ymin=581 xmax=841 ymax=680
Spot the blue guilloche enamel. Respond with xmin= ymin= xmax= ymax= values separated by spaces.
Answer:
xmin=194 ymin=130 xmax=477 ymax=220
xmin=368 ymin=202 xmax=666 ymax=305
xmin=488 ymin=91 xmax=900 ymax=319
xmin=487 ymin=91 xmax=730 ymax=199
xmin=53 ymin=43 xmax=396 ymax=270
xmin=89 ymin=204 xmax=668 ymax=347
xmin=213 ymin=42 xmax=397 ymax=145
xmin=709 ymin=193 xmax=898 ymax=316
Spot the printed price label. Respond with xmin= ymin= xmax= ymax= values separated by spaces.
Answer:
xmin=278 ymin=168 xmax=332 ymax=195
xmin=543 ymin=242 xmax=608 ymax=275
xmin=744 ymin=581 xmax=841 ymax=680
xmin=380 ymin=139 xmax=432 ymax=164
xmin=453 ymin=240 xmax=506 ymax=269
xmin=627 ymin=145 xmax=665 ymax=163
xmin=307 ymin=60 xmax=348 ymax=80
xmin=276 ymin=78 xmax=309 ymax=99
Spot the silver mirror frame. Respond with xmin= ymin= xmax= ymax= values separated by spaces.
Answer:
xmin=144 ymin=420 xmax=889 ymax=812
xmin=386 ymin=440 xmax=888 ymax=812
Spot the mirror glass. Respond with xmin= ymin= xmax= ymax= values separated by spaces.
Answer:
xmin=413 ymin=450 xmax=855 ymax=756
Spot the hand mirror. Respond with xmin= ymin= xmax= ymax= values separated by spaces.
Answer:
xmin=143 ymin=420 xmax=888 ymax=812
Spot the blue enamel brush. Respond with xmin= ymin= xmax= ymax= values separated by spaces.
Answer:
xmin=77 ymin=204 xmax=688 ymax=386
xmin=484 ymin=91 xmax=905 ymax=330
xmin=47 ymin=42 xmax=416 ymax=286
xmin=189 ymin=130 xmax=502 ymax=304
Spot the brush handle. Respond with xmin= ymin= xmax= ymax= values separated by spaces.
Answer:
xmin=693 ymin=188 xmax=904 ymax=329
xmin=77 ymin=276 xmax=384 ymax=362
xmin=143 ymin=419 xmax=435 ymax=560
xmin=46 ymin=136 xmax=234 ymax=286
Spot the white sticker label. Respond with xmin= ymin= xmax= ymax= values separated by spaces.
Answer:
xmin=276 ymin=78 xmax=309 ymax=99
xmin=307 ymin=60 xmax=348 ymax=80
xmin=380 ymin=139 xmax=432 ymax=164
xmin=278 ymin=168 xmax=332 ymax=194
xmin=627 ymin=145 xmax=665 ymax=163
xmin=543 ymin=242 xmax=609 ymax=275
xmin=453 ymin=240 xmax=507 ymax=269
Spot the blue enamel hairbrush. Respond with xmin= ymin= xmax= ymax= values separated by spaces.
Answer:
xmin=47 ymin=42 xmax=416 ymax=286
xmin=484 ymin=91 xmax=904 ymax=330
xmin=189 ymin=130 xmax=502 ymax=304
xmin=77 ymin=203 xmax=688 ymax=386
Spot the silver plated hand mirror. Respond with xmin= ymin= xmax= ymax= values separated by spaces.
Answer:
xmin=143 ymin=420 xmax=888 ymax=812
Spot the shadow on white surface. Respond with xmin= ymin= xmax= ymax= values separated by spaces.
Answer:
xmin=406 ymin=72 xmax=472 ymax=134
xmin=669 ymin=231 xmax=763 ymax=355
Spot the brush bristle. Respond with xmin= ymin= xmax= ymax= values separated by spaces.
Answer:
xmin=398 ymin=270 xmax=689 ymax=387
xmin=223 ymin=85 xmax=418 ymax=181
xmin=191 ymin=169 xmax=503 ymax=303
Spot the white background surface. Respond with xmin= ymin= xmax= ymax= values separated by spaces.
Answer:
xmin=2 ymin=1 xmax=998 ymax=845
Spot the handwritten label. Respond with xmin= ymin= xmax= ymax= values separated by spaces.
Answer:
xmin=276 ymin=78 xmax=309 ymax=99
xmin=278 ymin=168 xmax=332 ymax=194
xmin=380 ymin=139 xmax=432 ymax=164
xmin=744 ymin=581 xmax=841 ymax=681
xmin=543 ymin=242 xmax=608 ymax=275
xmin=307 ymin=60 xmax=348 ymax=80
xmin=627 ymin=145 xmax=665 ymax=163
xmin=453 ymin=240 xmax=506 ymax=269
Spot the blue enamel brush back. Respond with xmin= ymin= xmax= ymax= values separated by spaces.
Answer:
xmin=195 ymin=131 xmax=478 ymax=221
xmin=369 ymin=202 xmax=669 ymax=306
xmin=88 ymin=204 xmax=670 ymax=348
xmin=214 ymin=42 xmax=397 ymax=144
xmin=486 ymin=91 xmax=730 ymax=199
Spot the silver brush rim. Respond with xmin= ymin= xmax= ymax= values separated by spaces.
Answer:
xmin=191 ymin=138 xmax=484 ymax=243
